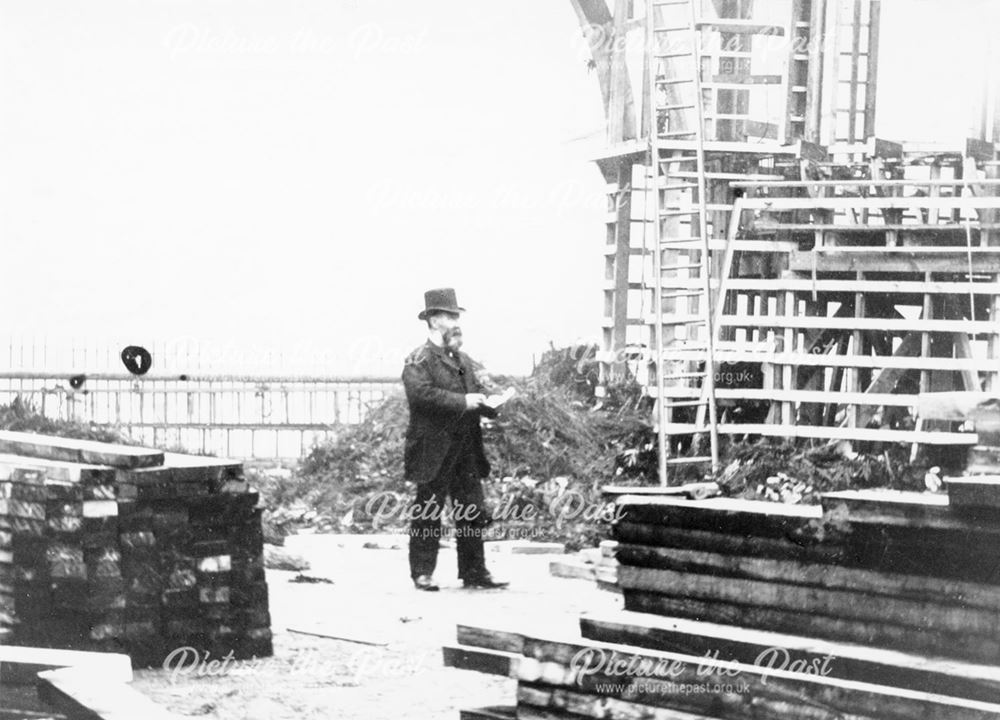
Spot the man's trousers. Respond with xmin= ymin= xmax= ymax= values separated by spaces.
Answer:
xmin=408 ymin=440 xmax=489 ymax=581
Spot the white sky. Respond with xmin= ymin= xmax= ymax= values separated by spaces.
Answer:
xmin=0 ymin=0 xmax=996 ymax=375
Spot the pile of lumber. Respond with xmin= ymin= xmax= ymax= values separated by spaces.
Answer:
xmin=0 ymin=431 xmax=271 ymax=666
xmin=445 ymin=481 xmax=1000 ymax=718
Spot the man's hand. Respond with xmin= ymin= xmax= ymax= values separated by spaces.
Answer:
xmin=464 ymin=393 xmax=487 ymax=410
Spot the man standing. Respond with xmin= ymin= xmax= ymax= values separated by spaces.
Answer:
xmin=402 ymin=288 xmax=508 ymax=591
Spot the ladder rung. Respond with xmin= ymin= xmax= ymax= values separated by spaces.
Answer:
xmin=659 ymin=104 xmax=696 ymax=111
xmin=661 ymin=371 xmax=706 ymax=380
xmin=654 ymin=0 xmax=691 ymax=6
xmin=657 ymin=78 xmax=695 ymax=85
xmin=661 ymin=209 xmax=701 ymax=216
xmin=660 ymin=291 xmax=703 ymax=299
xmin=663 ymin=456 xmax=712 ymax=466
xmin=661 ymin=318 xmax=707 ymax=326
xmin=661 ymin=345 xmax=708 ymax=352
xmin=663 ymin=428 xmax=714 ymax=436
xmin=655 ymin=26 xmax=690 ymax=33
xmin=660 ymin=182 xmax=698 ymax=191
xmin=664 ymin=239 xmax=728 ymax=245
xmin=660 ymin=131 xmax=699 ymax=137
xmin=662 ymin=399 xmax=709 ymax=408
xmin=662 ymin=262 xmax=704 ymax=270
xmin=655 ymin=52 xmax=695 ymax=59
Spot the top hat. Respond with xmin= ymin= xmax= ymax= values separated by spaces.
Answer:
xmin=418 ymin=288 xmax=466 ymax=320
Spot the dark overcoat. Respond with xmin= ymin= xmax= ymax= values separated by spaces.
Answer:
xmin=401 ymin=341 xmax=494 ymax=486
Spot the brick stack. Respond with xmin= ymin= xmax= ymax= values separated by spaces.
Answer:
xmin=0 ymin=431 xmax=272 ymax=667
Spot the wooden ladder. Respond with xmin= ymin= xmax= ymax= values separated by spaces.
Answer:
xmin=647 ymin=0 xmax=721 ymax=484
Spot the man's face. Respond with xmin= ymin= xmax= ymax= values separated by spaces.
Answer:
xmin=430 ymin=312 xmax=462 ymax=350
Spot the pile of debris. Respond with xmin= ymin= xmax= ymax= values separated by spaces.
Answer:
xmin=713 ymin=440 xmax=924 ymax=503
xmin=0 ymin=430 xmax=271 ymax=667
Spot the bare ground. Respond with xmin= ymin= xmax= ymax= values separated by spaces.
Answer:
xmin=131 ymin=534 xmax=621 ymax=719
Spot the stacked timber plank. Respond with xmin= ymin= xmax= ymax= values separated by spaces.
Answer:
xmin=446 ymin=487 xmax=1000 ymax=718
xmin=612 ymin=492 xmax=1000 ymax=663
xmin=548 ymin=540 xmax=619 ymax=590
xmin=0 ymin=431 xmax=271 ymax=667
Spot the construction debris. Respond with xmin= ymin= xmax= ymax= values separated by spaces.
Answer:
xmin=262 ymin=543 xmax=310 ymax=571
xmin=0 ymin=431 xmax=271 ymax=667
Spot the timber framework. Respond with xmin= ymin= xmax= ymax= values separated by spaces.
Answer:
xmin=572 ymin=0 xmax=1000 ymax=480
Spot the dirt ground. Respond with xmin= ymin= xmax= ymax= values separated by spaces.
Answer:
xmin=131 ymin=533 xmax=622 ymax=720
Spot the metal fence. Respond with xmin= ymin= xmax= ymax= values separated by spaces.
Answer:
xmin=0 ymin=337 xmax=401 ymax=459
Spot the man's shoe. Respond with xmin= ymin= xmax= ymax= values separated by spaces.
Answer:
xmin=413 ymin=575 xmax=439 ymax=591
xmin=462 ymin=573 xmax=509 ymax=589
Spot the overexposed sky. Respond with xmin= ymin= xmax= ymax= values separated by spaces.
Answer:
xmin=0 ymin=0 xmax=995 ymax=375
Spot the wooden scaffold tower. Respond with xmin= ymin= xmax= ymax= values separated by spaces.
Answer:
xmin=571 ymin=0 xmax=1000 ymax=484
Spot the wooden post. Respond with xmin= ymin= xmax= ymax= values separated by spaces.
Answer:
xmin=863 ymin=0 xmax=881 ymax=139
xmin=611 ymin=159 xmax=635 ymax=381
xmin=846 ymin=272 xmax=864 ymax=428
xmin=804 ymin=0 xmax=826 ymax=143
xmin=989 ymin=293 xmax=1000 ymax=392
xmin=774 ymin=288 xmax=795 ymax=426
xmin=846 ymin=0 xmax=863 ymax=143
xmin=608 ymin=0 xmax=632 ymax=143
xmin=818 ymin=0 xmax=840 ymax=145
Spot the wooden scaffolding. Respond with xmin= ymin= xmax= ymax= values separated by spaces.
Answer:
xmin=572 ymin=0 xmax=1000 ymax=479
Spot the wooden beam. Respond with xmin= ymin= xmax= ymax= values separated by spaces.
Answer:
xmin=623 ymin=589 xmax=1000 ymax=670
xmin=609 ymin=159 xmax=634 ymax=380
xmin=953 ymin=332 xmax=983 ymax=391
xmin=580 ymin=610 xmax=1000 ymax=705
xmin=0 ymin=431 xmax=162 ymax=469
xmin=723 ymin=279 xmax=1000 ymax=294
xmin=656 ymin=422 xmax=976 ymax=444
xmin=612 ymin=521 xmax=844 ymax=565
xmin=607 ymin=0 xmax=633 ymax=142
xmin=711 ymin=349 xmax=994 ymax=372
xmin=515 ymin=631 xmax=1000 ymax=720
xmin=442 ymin=646 xmax=518 ymax=677
xmin=713 ymin=388 xmax=918 ymax=406
xmin=695 ymin=21 xmax=786 ymax=35
xmin=788 ymin=251 xmax=1000 ymax=273
xmin=819 ymin=0 xmax=840 ymax=145
xmin=459 ymin=707 xmax=516 ymax=720
xmin=568 ymin=0 xmax=633 ymax=135
xmin=742 ymin=196 xmax=1000 ymax=210
xmin=612 ymin=545 xmax=1000 ymax=611
xmin=819 ymin=489 xmax=973 ymax=529
xmin=846 ymin=0 xmax=863 ymax=143
xmin=719 ymin=316 xmax=995 ymax=333
xmin=804 ymin=0 xmax=827 ymax=142
xmin=854 ymin=331 xmax=921 ymax=426
xmin=863 ymin=1 xmax=882 ymax=139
